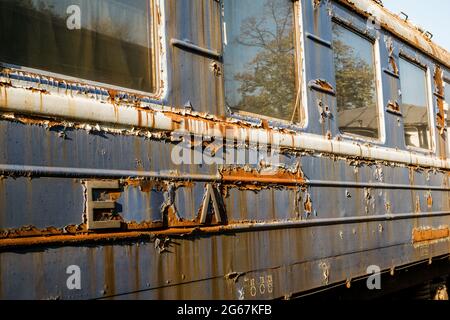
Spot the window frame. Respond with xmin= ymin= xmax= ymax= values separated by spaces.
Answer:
xmin=221 ymin=0 xmax=308 ymax=130
xmin=398 ymin=54 xmax=435 ymax=153
xmin=330 ymin=18 xmax=386 ymax=145
xmin=0 ymin=0 xmax=163 ymax=99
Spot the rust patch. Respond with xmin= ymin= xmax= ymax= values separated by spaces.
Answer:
xmin=0 ymin=219 xmax=166 ymax=240
xmin=7 ymin=115 xmax=62 ymax=128
xmin=426 ymin=192 xmax=433 ymax=208
xmin=108 ymin=191 xmax=122 ymax=202
xmin=0 ymin=230 xmax=176 ymax=250
xmin=309 ymin=79 xmax=335 ymax=96
xmin=261 ymin=119 xmax=270 ymax=130
xmin=0 ymin=226 xmax=62 ymax=238
xmin=137 ymin=109 xmax=143 ymax=127
xmin=434 ymin=66 xmax=446 ymax=135
xmin=415 ymin=196 xmax=421 ymax=213
xmin=386 ymin=101 xmax=402 ymax=116
xmin=432 ymin=65 xmax=447 ymax=167
xmin=386 ymin=37 xmax=399 ymax=75
xmin=4 ymin=222 xmax=449 ymax=250
xmin=166 ymin=205 xmax=196 ymax=228
xmin=0 ymin=222 xmax=284 ymax=250
xmin=0 ymin=85 xmax=8 ymax=108
xmin=313 ymin=0 xmax=322 ymax=8
xmin=29 ymin=87 xmax=50 ymax=95
xmin=303 ymin=194 xmax=313 ymax=214
xmin=126 ymin=221 xmax=163 ymax=231
xmin=389 ymin=56 xmax=398 ymax=75
xmin=123 ymin=179 xmax=167 ymax=193
xmin=163 ymin=108 xmax=261 ymax=137
xmin=313 ymin=79 xmax=334 ymax=91
xmin=107 ymin=89 xmax=119 ymax=102
xmin=412 ymin=227 xmax=450 ymax=243
xmin=220 ymin=166 xmax=306 ymax=188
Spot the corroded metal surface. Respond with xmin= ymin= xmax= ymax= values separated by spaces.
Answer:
xmin=0 ymin=0 xmax=449 ymax=300
xmin=413 ymin=227 xmax=450 ymax=244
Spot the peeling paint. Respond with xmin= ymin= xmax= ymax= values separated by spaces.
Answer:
xmin=220 ymin=165 xmax=306 ymax=188
xmin=0 ymin=0 xmax=449 ymax=300
xmin=412 ymin=227 xmax=450 ymax=243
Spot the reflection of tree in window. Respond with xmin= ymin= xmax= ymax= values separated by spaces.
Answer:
xmin=332 ymin=23 xmax=379 ymax=139
xmin=399 ymin=58 xmax=430 ymax=150
xmin=0 ymin=0 xmax=154 ymax=93
xmin=223 ymin=0 xmax=297 ymax=122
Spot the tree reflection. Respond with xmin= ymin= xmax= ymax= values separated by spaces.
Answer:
xmin=332 ymin=24 xmax=379 ymax=138
xmin=230 ymin=0 xmax=297 ymax=121
xmin=0 ymin=0 xmax=153 ymax=92
xmin=333 ymin=40 xmax=375 ymax=110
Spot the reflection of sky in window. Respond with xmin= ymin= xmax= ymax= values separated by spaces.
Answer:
xmin=223 ymin=0 xmax=279 ymax=107
xmin=24 ymin=0 xmax=148 ymax=46
xmin=399 ymin=58 xmax=427 ymax=107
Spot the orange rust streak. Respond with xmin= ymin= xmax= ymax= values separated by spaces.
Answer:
xmin=433 ymin=66 xmax=447 ymax=161
xmin=2 ymin=219 xmax=311 ymax=249
xmin=0 ymin=220 xmax=165 ymax=240
xmin=221 ymin=168 xmax=306 ymax=185
xmin=427 ymin=193 xmax=433 ymax=208
xmin=389 ymin=56 xmax=399 ymax=75
xmin=0 ymin=232 xmax=153 ymax=249
xmin=0 ymin=227 xmax=226 ymax=249
xmin=412 ymin=227 xmax=450 ymax=243
xmin=11 ymin=116 xmax=61 ymax=127
xmin=314 ymin=79 xmax=334 ymax=92
xmin=387 ymin=101 xmax=401 ymax=114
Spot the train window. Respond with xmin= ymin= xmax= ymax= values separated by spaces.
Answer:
xmin=332 ymin=23 xmax=380 ymax=139
xmin=222 ymin=0 xmax=301 ymax=122
xmin=445 ymin=80 xmax=450 ymax=132
xmin=399 ymin=58 xmax=431 ymax=150
xmin=0 ymin=0 xmax=156 ymax=93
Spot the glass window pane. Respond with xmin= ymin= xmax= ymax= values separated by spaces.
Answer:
xmin=445 ymin=81 xmax=450 ymax=129
xmin=223 ymin=0 xmax=298 ymax=122
xmin=0 ymin=0 xmax=155 ymax=93
xmin=332 ymin=23 xmax=379 ymax=139
xmin=446 ymin=82 xmax=450 ymax=104
xmin=399 ymin=58 xmax=430 ymax=149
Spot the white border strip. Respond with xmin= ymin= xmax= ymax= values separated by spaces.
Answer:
xmin=0 ymin=85 xmax=448 ymax=170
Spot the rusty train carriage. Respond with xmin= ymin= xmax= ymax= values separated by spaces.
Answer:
xmin=0 ymin=0 xmax=449 ymax=300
